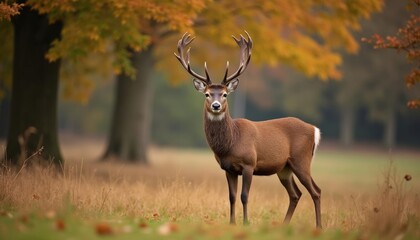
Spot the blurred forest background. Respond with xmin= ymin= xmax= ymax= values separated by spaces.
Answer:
xmin=0 ymin=0 xmax=419 ymax=166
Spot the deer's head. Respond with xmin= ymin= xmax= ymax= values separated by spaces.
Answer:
xmin=174 ymin=32 xmax=252 ymax=120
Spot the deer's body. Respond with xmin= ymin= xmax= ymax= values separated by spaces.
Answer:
xmin=205 ymin=113 xmax=319 ymax=176
xmin=175 ymin=32 xmax=322 ymax=229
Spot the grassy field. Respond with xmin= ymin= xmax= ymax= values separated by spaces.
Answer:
xmin=0 ymin=137 xmax=419 ymax=239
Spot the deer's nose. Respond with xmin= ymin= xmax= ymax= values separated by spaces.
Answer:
xmin=212 ymin=102 xmax=221 ymax=111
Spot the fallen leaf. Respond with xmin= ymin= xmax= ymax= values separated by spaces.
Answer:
xmin=140 ymin=223 xmax=152 ymax=234
xmin=19 ymin=215 xmax=28 ymax=224
xmin=95 ymin=223 xmax=113 ymax=235
xmin=233 ymin=231 xmax=247 ymax=240
xmin=139 ymin=222 xmax=148 ymax=229
xmin=312 ymin=228 xmax=322 ymax=237
xmin=55 ymin=219 xmax=65 ymax=231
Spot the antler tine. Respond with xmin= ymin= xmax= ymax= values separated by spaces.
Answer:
xmin=223 ymin=61 xmax=230 ymax=81
xmin=245 ymin=30 xmax=253 ymax=49
xmin=222 ymin=31 xmax=253 ymax=84
xmin=175 ymin=34 xmax=192 ymax=62
xmin=204 ymin=62 xmax=210 ymax=80
xmin=174 ymin=32 xmax=211 ymax=84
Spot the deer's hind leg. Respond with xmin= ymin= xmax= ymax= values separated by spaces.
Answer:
xmin=287 ymin=157 xmax=322 ymax=229
xmin=277 ymin=164 xmax=302 ymax=224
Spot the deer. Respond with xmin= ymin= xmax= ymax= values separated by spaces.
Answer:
xmin=174 ymin=32 xmax=322 ymax=229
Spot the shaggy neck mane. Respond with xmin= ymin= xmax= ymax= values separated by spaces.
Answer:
xmin=204 ymin=108 xmax=237 ymax=158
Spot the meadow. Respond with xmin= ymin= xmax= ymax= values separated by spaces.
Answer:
xmin=0 ymin=137 xmax=419 ymax=239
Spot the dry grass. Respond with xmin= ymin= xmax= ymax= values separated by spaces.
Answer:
xmin=0 ymin=137 xmax=419 ymax=239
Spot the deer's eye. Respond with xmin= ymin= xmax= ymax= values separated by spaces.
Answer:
xmin=205 ymin=93 xmax=210 ymax=98
xmin=223 ymin=93 xmax=227 ymax=98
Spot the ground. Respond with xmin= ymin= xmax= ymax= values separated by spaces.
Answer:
xmin=0 ymin=135 xmax=419 ymax=239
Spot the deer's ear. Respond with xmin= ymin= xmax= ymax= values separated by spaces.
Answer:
xmin=193 ymin=79 xmax=207 ymax=93
xmin=226 ymin=79 xmax=239 ymax=93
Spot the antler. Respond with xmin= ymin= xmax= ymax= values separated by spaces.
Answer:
xmin=174 ymin=33 xmax=212 ymax=84
xmin=222 ymin=31 xmax=253 ymax=85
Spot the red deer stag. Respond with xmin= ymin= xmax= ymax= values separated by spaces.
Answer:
xmin=174 ymin=32 xmax=322 ymax=229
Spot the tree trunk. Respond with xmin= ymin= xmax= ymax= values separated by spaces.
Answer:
xmin=5 ymin=6 xmax=63 ymax=167
xmin=339 ymin=107 xmax=355 ymax=147
xmin=103 ymin=47 xmax=155 ymax=163
xmin=383 ymin=108 xmax=396 ymax=148
xmin=0 ymin=96 xmax=10 ymax=139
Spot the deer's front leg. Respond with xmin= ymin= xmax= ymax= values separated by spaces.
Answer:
xmin=226 ymin=171 xmax=238 ymax=224
xmin=241 ymin=167 xmax=253 ymax=225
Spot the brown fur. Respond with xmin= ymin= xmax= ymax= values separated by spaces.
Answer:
xmin=205 ymin=107 xmax=316 ymax=176
xmin=204 ymin=106 xmax=237 ymax=158
xmin=201 ymin=84 xmax=322 ymax=228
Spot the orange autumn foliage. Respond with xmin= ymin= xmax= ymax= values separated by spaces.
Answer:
xmin=363 ymin=0 xmax=420 ymax=108
xmin=0 ymin=2 xmax=23 ymax=21
xmin=1 ymin=0 xmax=383 ymax=102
